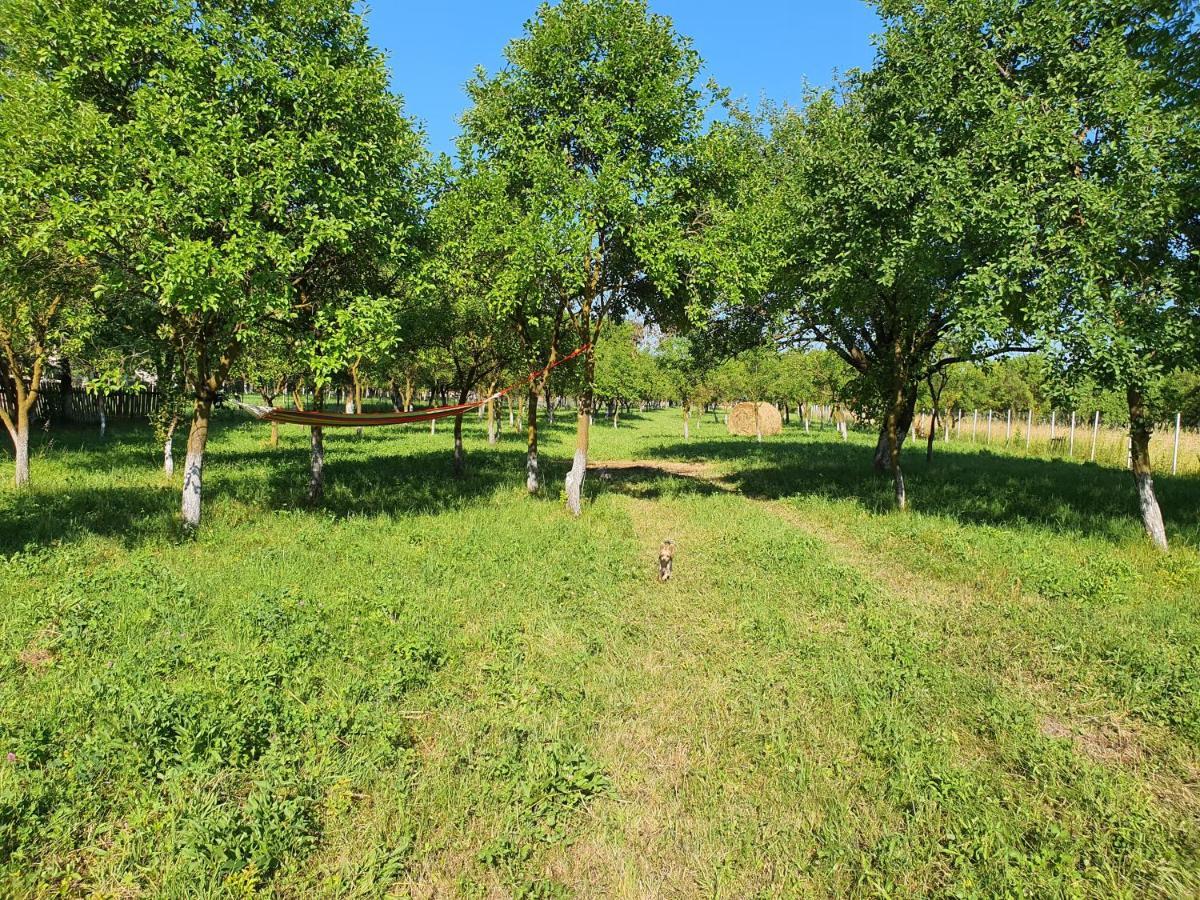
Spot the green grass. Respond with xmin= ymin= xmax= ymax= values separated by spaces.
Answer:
xmin=1 ymin=408 xmax=1198 ymax=897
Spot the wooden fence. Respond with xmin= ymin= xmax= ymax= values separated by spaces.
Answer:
xmin=0 ymin=384 xmax=161 ymax=425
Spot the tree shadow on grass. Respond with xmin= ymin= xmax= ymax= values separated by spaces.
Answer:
xmin=209 ymin=439 xmax=566 ymax=519
xmin=0 ymin=421 xmax=562 ymax=555
xmin=586 ymin=465 xmax=724 ymax=502
xmin=647 ymin=437 xmax=1200 ymax=545
xmin=0 ymin=483 xmax=179 ymax=556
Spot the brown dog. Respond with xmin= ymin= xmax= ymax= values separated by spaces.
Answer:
xmin=659 ymin=540 xmax=675 ymax=581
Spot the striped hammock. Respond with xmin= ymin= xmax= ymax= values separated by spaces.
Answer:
xmin=232 ymin=344 xmax=588 ymax=428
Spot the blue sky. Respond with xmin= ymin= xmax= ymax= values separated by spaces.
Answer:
xmin=364 ymin=2 xmax=882 ymax=156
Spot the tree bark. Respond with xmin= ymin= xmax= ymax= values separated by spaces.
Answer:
xmin=163 ymin=415 xmax=178 ymax=477
xmin=873 ymin=387 xmax=917 ymax=472
xmin=452 ymin=383 xmax=472 ymax=476
xmin=487 ymin=384 xmax=498 ymax=446
xmin=308 ymin=425 xmax=325 ymax=504
xmin=59 ymin=359 xmax=72 ymax=422
xmin=181 ymin=396 xmax=212 ymax=529
xmin=565 ymin=400 xmax=590 ymax=516
xmin=13 ymin=414 xmax=29 ymax=486
xmin=1128 ymin=388 xmax=1168 ymax=551
xmin=526 ymin=388 xmax=540 ymax=492
xmin=926 ymin=408 xmax=938 ymax=464
xmin=683 ymin=402 xmax=690 ymax=442
xmin=453 ymin=414 xmax=466 ymax=475
xmin=885 ymin=403 xmax=908 ymax=511
xmin=4 ymin=406 xmax=30 ymax=488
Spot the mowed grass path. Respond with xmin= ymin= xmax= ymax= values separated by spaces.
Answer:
xmin=1 ymin=408 xmax=1198 ymax=897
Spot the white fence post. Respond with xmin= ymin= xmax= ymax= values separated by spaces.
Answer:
xmin=1026 ymin=409 xmax=1033 ymax=449
xmin=1069 ymin=412 xmax=1076 ymax=457
xmin=1006 ymin=408 xmax=1012 ymax=443
xmin=987 ymin=410 xmax=993 ymax=444
xmin=972 ymin=409 xmax=978 ymax=442
xmin=1050 ymin=410 xmax=1056 ymax=442
xmin=1090 ymin=411 xmax=1100 ymax=462
xmin=1172 ymin=412 xmax=1181 ymax=475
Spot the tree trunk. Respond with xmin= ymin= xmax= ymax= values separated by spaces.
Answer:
xmin=487 ymin=388 xmax=498 ymax=446
xmin=309 ymin=426 xmax=325 ymax=504
xmin=181 ymin=396 xmax=212 ymax=530
xmin=5 ymin=407 xmax=30 ymax=488
xmin=885 ymin=403 xmax=907 ymax=511
xmin=14 ymin=417 xmax=29 ymax=485
xmin=453 ymin=414 xmax=466 ymax=476
xmin=873 ymin=388 xmax=917 ymax=472
xmin=926 ymin=408 xmax=938 ymax=464
xmin=526 ymin=388 xmax=540 ymax=493
xmin=565 ymin=400 xmax=590 ymax=516
xmin=59 ymin=359 xmax=72 ymax=422
xmin=404 ymin=377 xmax=414 ymax=413
xmin=163 ymin=415 xmax=178 ymax=477
xmin=270 ymin=421 xmax=279 ymax=448
xmin=1128 ymin=389 xmax=1168 ymax=551
xmin=452 ymin=382 xmax=472 ymax=476
xmin=683 ymin=402 xmax=690 ymax=442
xmin=353 ymin=367 xmax=364 ymax=438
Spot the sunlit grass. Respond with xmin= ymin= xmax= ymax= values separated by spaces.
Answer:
xmin=1 ymin=409 xmax=1197 ymax=896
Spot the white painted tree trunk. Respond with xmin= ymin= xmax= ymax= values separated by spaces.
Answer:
xmin=163 ymin=438 xmax=174 ymax=478
xmin=565 ymin=447 xmax=586 ymax=516
xmin=10 ymin=416 xmax=30 ymax=487
xmin=1135 ymin=469 xmax=1169 ymax=551
xmin=181 ymin=401 xmax=211 ymax=530
xmin=565 ymin=409 xmax=589 ymax=517
xmin=99 ymin=408 xmax=107 ymax=438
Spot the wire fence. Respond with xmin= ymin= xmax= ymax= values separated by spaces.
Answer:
xmin=917 ymin=408 xmax=1199 ymax=476
xmin=764 ymin=403 xmax=1199 ymax=476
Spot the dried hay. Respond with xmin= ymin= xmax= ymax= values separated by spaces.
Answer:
xmin=727 ymin=402 xmax=782 ymax=438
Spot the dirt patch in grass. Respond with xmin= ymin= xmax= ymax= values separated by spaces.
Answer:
xmin=18 ymin=638 xmax=55 ymax=671
xmin=1040 ymin=716 xmax=1144 ymax=765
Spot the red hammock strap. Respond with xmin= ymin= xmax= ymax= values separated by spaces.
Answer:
xmin=252 ymin=343 xmax=590 ymax=428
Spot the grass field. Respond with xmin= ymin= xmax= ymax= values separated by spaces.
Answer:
xmin=2 ymin=408 xmax=1199 ymax=897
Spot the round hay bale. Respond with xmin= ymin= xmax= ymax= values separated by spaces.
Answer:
xmin=727 ymin=402 xmax=783 ymax=438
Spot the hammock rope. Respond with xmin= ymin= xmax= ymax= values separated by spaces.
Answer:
xmin=231 ymin=344 xmax=589 ymax=428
